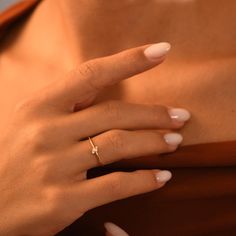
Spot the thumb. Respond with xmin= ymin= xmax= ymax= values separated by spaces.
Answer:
xmin=104 ymin=222 xmax=129 ymax=236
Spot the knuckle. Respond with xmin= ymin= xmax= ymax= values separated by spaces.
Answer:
xmin=76 ymin=60 xmax=101 ymax=92
xmin=32 ymin=157 xmax=51 ymax=180
xmin=78 ymin=61 xmax=96 ymax=78
xmin=29 ymin=123 xmax=54 ymax=151
xmin=47 ymin=187 xmax=63 ymax=204
xmin=45 ymin=187 xmax=64 ymax=215
xmin=108 ymin=172 xmax=126 ymax=198
xmin=106 ymin=129 xmax=125 ymax=151
xmin=32 ymin=124 xmax=48 ymax=141
xmin=103 ymin=101 xmax=122 ymax=121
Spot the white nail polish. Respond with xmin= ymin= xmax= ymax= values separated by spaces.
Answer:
xmin=164 ymin=133 xmax=183 ymax=146
xmin=168 ymin=108 xmax=191 ymax=122
xmin=104 ymin=222 xmax=129 ymax=236
xmin=155 ymin=170 xmax=172 ymax=183
xmin=144 ymin=42 xmax=171 ymax=61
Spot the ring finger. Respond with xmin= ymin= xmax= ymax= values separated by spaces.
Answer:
xmin=64 ymin=129 xmax=183 ymax=172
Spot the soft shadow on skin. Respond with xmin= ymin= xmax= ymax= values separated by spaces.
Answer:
xmin=58 ymin=0 xmax=236 ymax=62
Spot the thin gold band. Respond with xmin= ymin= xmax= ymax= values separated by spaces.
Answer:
xmin=88 ymin=137 xmax=103 ymax=166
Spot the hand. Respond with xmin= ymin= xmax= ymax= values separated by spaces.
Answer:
xmin=0 ymin=42 xmax=190 ymax=236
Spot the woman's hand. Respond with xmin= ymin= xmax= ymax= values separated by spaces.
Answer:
xmin=0 ymin=43 xmax=190 ymax=236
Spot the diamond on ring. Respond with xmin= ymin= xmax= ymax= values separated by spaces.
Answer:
xmin=92 ymin=146 xmax=98 ymax=155
xmin=88 ymin=137 xmax=103 ymax=166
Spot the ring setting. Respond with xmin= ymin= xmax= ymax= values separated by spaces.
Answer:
xmin=91 ymin=145 xmax=99 ymax=155
xmin=88 ymin=137 xmax=103 ymax=166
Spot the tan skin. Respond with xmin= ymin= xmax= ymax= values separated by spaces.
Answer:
xmin=1 ymin=0 xmax=236 ymax=145
xmin=1 ymin=42 xmax=183 ymax=235
xmin=0 ymin=0 xmax=236 ymax=235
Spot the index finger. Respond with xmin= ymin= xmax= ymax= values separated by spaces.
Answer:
xmin=42 ymin=42 xmax=171 ymax=112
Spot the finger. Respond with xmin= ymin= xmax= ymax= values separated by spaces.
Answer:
xmin=71 ymin=169 xmax=172 ymax=212
xmin=40 ymin=42 xmax=171 ymax=112
xmin=104 ymin=222 xmax=129 ymax=236
xmin=66 ymin=130 xmax=183 ymax=171
xmin=64 ymin=101 xmax=190 ymax=140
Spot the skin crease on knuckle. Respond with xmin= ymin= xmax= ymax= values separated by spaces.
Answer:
xmin=106 ymin=172 xmax=128 ymax=200
xmin=76 ymin=60 xmax=103 ymax=93
xmin=103 ymin=100 xmax=123 ymax=123
xmin=105 ymin=129 xmax=126 ymax=153
xmin=25 ymin=122 xmax=56 ymax=153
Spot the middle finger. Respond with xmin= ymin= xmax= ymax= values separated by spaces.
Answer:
xmin=62 ymin=101 xmax=190 ymax=140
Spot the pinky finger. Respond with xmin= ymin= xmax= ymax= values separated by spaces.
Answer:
xmin=75 ymin=169 xmax=172 ymax=212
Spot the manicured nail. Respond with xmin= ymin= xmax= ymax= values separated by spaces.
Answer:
xmin=168 ymin=108 xmax=191 ymax=122
xmin=144 ymin=42 xmax=171 ymax=61
xmin=155 ymin=170 xmax=172 ymax=183
xmin=164 ymin=133 xmax=183 ymax=146
xmin=104 ymin=222 xmax=129 ymax=236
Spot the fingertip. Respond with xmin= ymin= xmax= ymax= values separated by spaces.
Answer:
xmin=104 ymin=222 xmax=129 ymax=236
xmin=168 ymin=108 xmax=191 ymax=122
xmin=155 ymin=170 xmax=172 ymax=184
xmin=144 ymin=42 xmax=171 ymax=62
xmin=164 ymin=133 xmax=183 ymax=146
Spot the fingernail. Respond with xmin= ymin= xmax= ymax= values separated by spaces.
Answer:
xmin=164 ymin=133 xmax=183 ymax=146
xmin=144 ymin=42 xmax=171 ymax=61
xmin=155 ymin=170 xmax=172 ymax=183
xmin=168 ymin=108 xmax=191 ymax=122
xmin=104 ymin=222 xmax=129 ymax=236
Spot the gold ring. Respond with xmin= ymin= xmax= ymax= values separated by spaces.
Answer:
xmin=88 ymin=137 xmax=104 ymax=166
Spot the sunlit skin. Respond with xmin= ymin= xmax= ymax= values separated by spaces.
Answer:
xmin=1 ymin=0 xmax=236 ymax=146
xmin=0 ymin=0 xmax=236 ymax=235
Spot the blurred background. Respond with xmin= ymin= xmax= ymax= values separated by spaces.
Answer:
xmin=0 ymin=0 xmax=19 ymax=11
